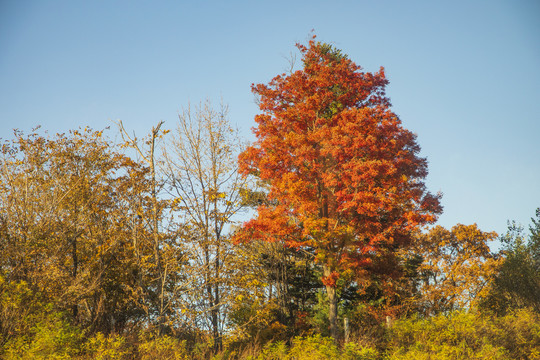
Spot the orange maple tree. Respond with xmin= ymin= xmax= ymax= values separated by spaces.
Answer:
xmin=238 ymin=38 xmax=442 ymax=339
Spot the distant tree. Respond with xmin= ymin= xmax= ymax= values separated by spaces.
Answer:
xmin=411 ymin=224 xmax=501 ymax=315
xmin=238 ymin=37 xmax=441 ymax=340
xmin=481 ymin=209 xmax=540 ymax=314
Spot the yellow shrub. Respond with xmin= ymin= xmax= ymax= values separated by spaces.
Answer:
xmin=138 ymin=335 xmax=189 ymax=360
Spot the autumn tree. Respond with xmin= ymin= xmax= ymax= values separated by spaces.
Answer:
xmin=410 ymin=224 xmax=501 ymax=315
xmin=163 ymin=101 xmax=249 ymax=352
xmin=238 ymin=38 xmax=441 ymax=340
xmin=114 ymin=120 xmax=188 ymax=336
xmin=0 ymin=128 xmax=148 ymax=333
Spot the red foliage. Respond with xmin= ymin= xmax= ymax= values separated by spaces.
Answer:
xmin=321 ymin=271 xmax=341 ymax=288
xmin=239 ymin=37 xmax=442 ymax=287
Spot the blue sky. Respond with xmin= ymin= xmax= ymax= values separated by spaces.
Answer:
xmin=1 ymin=0 xmax=539 ymax=238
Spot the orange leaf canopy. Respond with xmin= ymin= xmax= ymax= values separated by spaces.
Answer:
xmin=239 ymin=39 xmax=442 ymax=277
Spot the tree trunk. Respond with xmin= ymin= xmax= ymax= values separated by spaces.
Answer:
xmin=321 ymin=193 xmax=338 ymax=341
xmin=213 ymin=241 xmax=222 ymax=353
xmin=344 ymin=317 xmax=350 ymax=343
xmin=211 ymin=306 xmax=221 ymax=353
xmin=324 ymin=265 xmax=338 ymax=341
xmin=71 ymin=235 xmax=79 ymax=319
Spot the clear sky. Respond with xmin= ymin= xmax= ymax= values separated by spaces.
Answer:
xmin=1 ymin=0 xmax=539 ymax=238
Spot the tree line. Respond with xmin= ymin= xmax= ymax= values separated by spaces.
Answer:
xmin=1 ymin=38 xmax=539 ymax=359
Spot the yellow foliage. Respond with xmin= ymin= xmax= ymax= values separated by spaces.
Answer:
xmin=412 ymin=224 xmax=502 ymax=314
